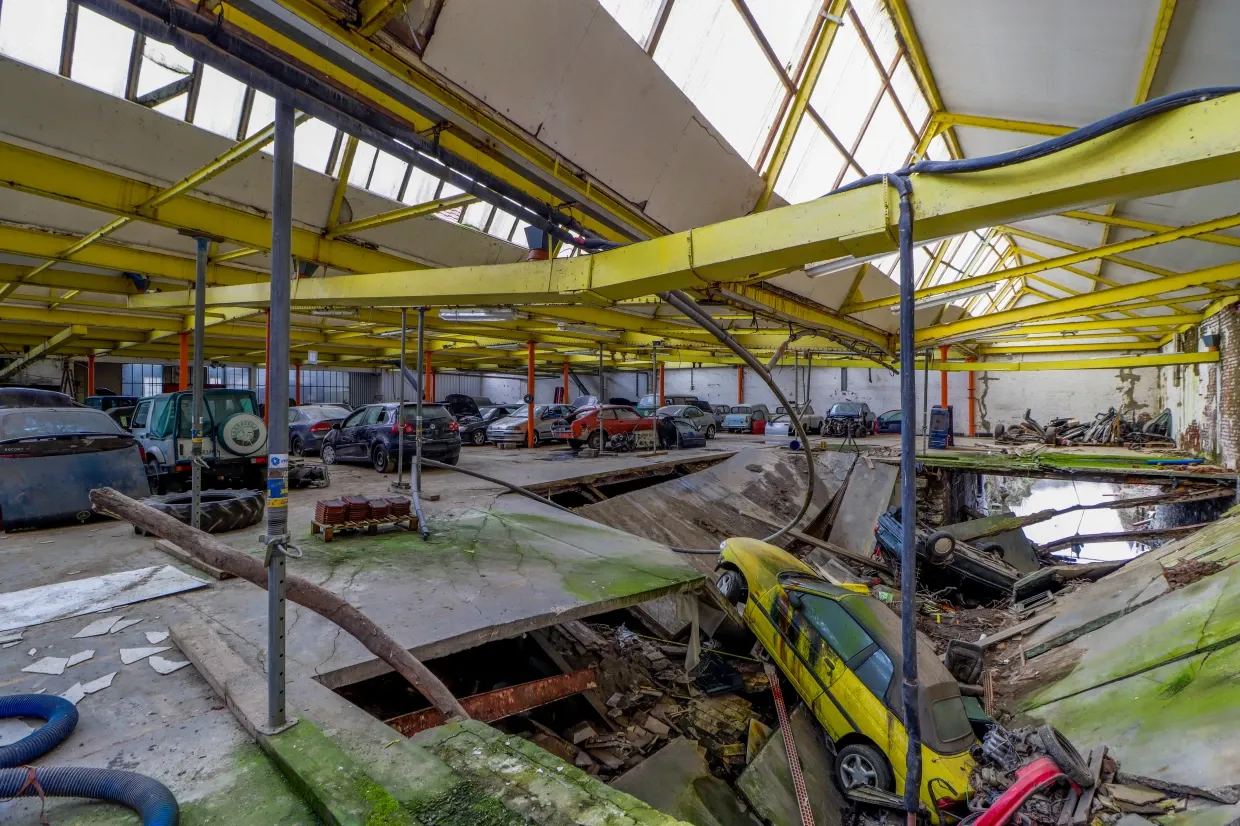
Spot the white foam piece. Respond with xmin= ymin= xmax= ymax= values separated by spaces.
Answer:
xmin=109 ymin=618 xmax=143 ymax=634
xmin=119 ymin=646 xmax=170 ymax=665
xmin=81 ymin=672 xmax=116 ymax=694
xmin=73 ymin=616 xmax=122 ymax=638
xmin=1 ymin=566 xmax=207 ymax=633
xmin=22 ymin=656 xmax=68 ymax=675
xmin=144 ymin=631 xmax=169 ymax=644
xmin=149 ymin=656 xmax=191 ymax=675
xmin=66 ymin=650 xmax=94 ymax=668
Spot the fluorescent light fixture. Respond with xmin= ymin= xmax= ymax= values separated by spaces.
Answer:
xmin=804 ymin=251 xmax=890 ymax=278
xmin=310 ymin=308 xmax=358 ymax=317
xmin=555 ymin=323 xmax=621 ymax=341
xmin=438 ymin=308 xmax=523 ymax=322
xmin=484 ymin=343 xmax=524 ymax=350
xmin=911 ymin=283 xmax=995 ymax=310
xmin=562 ymin=348 xmax=598 ymax=355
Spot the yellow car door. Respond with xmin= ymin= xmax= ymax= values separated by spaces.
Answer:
xmin=747 ymin=585 xmax=826 ymax=711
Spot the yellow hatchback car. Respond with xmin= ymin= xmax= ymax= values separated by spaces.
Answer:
xmin=716 ymin=537 xmax=976 ymax=819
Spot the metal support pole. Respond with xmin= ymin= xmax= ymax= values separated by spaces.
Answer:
xmin=805 ymin=354 xmax=812 ymax=404
xmin=894 ymin=181 xmax=922 ymax=825
xmin=295 ymin=363 xmax=301 ymax=405
xmin=793 ymin=350 xmax=799 ymax=405
xmin=737 ymin=365 xmax=744 ymax=404
xmin=922 ymin=350 xmax=931 ymax=452
xmin=562 ymin=361 xmax=569 ymax=405
xmin=264 ymin=100 xmax=295 ymax=733
xmin=527 ymin=340 xmax=536 ymax=449
xmin=395 ymin=308 xmax=407 ymax=489
xmin=659 ymin=363 xmax=666 ymax=407
xmin=191 ymin=236 xmax=207 ymax=530
xmin=86 ymin=354 xmax=95 ymax=397
xmin=415 ymin=308 xmax=425 ymax=494
xmin=650 ymin=342 xmax=657 ymax=404
xmin=966 ymin=356 xmax=977 ymax=436
xmin=598 ymin=344 xmax=605 ymax=402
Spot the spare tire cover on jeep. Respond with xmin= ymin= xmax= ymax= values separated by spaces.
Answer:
xmin=218 ymin=412 xmax=267 ymax=456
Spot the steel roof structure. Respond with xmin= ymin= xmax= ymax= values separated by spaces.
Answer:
xmin=0 ymin=0 xmax=1232 ymax=375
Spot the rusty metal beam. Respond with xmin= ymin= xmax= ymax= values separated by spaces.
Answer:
xmin=384 ymin=668 xmax=598 ymax=736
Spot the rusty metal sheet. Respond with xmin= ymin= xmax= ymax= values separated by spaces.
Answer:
xmin=386 ymin=668 xmax=598 ymax=736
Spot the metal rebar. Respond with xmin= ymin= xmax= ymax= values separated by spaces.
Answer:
xmin=265 ymin=99 xmax=295 ymax=732
xmin=922 ymin=349 xmax=931 ymax=452
xmin=191 ymin=236 xmax=207 ymax=530
xmin=415 ymin=308 xmax=425 ymax=496
xmin=396 ymin=308 xmax=407 ymax=488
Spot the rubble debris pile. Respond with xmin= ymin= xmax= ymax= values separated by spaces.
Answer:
xmin=995 ymin=408 xmax=1174 ymax=448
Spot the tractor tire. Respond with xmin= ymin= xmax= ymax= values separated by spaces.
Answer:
xmin=141 ymin=489 xmax=265 ymax=534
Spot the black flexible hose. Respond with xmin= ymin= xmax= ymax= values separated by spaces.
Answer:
xmin=0 ymin=766 xmax=179 ymax=826
xmin=0 ymin=695 xmax=78 ymax=768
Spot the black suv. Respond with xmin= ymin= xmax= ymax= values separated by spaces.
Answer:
xmin=320 ymin=402 xmax=460 ymax=472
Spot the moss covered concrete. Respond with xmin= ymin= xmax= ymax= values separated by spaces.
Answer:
xmin=417 ymin=720 xmax=692 ymax=826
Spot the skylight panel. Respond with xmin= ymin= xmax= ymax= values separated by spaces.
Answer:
xmin=71 ymin=7 xmax=134 ymax=98
xmin=0 ymin=0 xmax=67 ymax=74
xmin=774 ymin=121 xmax=844 ymax=203
xmin=193 ymin=67 xmax=247 ymax=138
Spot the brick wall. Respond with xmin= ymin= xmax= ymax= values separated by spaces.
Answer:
xmin=1158 ymin=308 xmax=1237 ymax=467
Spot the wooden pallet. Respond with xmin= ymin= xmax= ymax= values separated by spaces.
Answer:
xmin=310 ymin=514 xmax=416 ymax=542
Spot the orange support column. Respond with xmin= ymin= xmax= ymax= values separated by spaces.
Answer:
xmin=562 ymin=362 xmax=570 ymax=404
xmin=659 ymin=364 xmax=666 ymax=406
xmin=939 ymin=345 xmax=949 ymax=409
xmin=527 ymin=341 xmax=536 ymax=448
xmin=295 ymin=363 xmax=301 ymax=405
xmin=86 ymin=354 xmax=96 ymax=397
xmin=737 ymin=365 xmax=744 ymax=404
xmin=178 ymin=331 xmax=189 ymax=390
xmin=966 ymin=356 xmax=977 ymax=436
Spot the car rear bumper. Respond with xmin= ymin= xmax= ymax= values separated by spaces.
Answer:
xmin=488 ymin=431 xmax=528 ymax=444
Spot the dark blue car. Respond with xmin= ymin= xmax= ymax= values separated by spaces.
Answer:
xmin=0 ymin=407 xmax=150 ymax=530
xmin=320 ymin=402 xmax=460 ymax=472
xmin=876 ymin=409 xmax=902 ymax=433
xmin=288 ymin=404 xmax=353 ymax=457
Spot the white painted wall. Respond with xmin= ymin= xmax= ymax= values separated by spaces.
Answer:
xmin=660 ymin=362 xmax=1159 ymax=434
xmin=1158 ymin=316 xmax=1220 ymax=460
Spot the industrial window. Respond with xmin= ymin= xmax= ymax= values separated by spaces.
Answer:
xmin=0 ymin=0 xmax=67 ymax=73
xmin=122 ymin=364 xmax=164 ymax=398
xmin=205 ymin=366 xmax=251 ymax=390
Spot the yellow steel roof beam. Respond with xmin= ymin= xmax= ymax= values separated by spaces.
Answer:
xmin=0 ymin=325 xmax=87 ymax=380
xmin=0 ymin=141 xmax=422 ymax=276
xmin=327 ymin=194 xmax=479 ymax=239
xmin=132 ymin=91 xmax=1240 ymax=317
xmin=929 ymin=113 xmax=1074 ymax=138
xmin=1060 ymin=210 xmax=1240 ymax=249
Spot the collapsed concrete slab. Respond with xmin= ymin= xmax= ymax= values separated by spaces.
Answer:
xmin=736 ymin=704 xmax=846 ymax=826
xmin=611 ymin=736 xmax=752 ymax=826
xmin=827 ymin=460 xmax=898 ymax=559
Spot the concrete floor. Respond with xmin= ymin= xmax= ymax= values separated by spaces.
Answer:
xmin=0 ymin=437 xmax=740 ymax=824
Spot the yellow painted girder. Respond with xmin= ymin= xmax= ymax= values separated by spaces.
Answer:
xmin=0 ymin=141 xmax=421 ymax=275
xmin=935 ymin=351 xmax=1216 ymax=371
xmin=1060 ymin=209 xmax=1240 ymax=249
xmin=920 ymin=261 xmax=1240 ymax=344
xmin=0 ymin=325 xmax=87 ymax=379
xmin=979 ymin=341 xmax=1163 ymax=354
xmin=847 ymin=211 xmax=1240 ymax=312
xmin=328 ymin=194 xmax=479 ymax=238
xmin=978 ymin=313 xmax=1201 ymax=336
xmin=930 ymin=112 xmax=1074 ymax=137
xmin=132 ymin=92 xmax=1240 ymax=319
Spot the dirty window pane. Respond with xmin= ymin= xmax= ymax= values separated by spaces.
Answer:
xmin=349 ymin=143 xmax=378 ymax=188
xmin=747 ymin=0 xmax=818 ymax=68
xmin=0 ymin=0 xmax=67 ymax=73
xmin=294 ymin=118 xmax=338 ymax=173
xmin=932 ymin=697 xmax=973 ymax=743
xmin=131 ymin=402 xmax=151 ymax=429
xmin=369 ymin=151 xmax=407 ymax=199
xmin=854 ymin=649 xmax=893 ymax=700
xmin=246 ymin=91 xmax=276 ymax=138
xmin=0 ymin=409 xmax=120 ymax=439
xmin=596 ymin=0 xmax=662 ymax=45
xmin=654 ymin=0 xmax=784 ymax=164
xmin=402 ymin=168 xmax=442 ymax=205
xmin=488 ymin=209 xmax=518 ymax=242
xmin=798 ymin=593 xmax=873 ymax=660
xmin=891 ymin=58 xmax=930 ymax=134
xmin=854 ymin=93 xmax=913 ymax=175
xmin=810 ymin=22 xmax=880 ymax=150
xmin=153 ymin=94 xmax=188 ymax=121
xmin=850 ymin=0 xmax=900 ymax=68
xmin=193 ymin=67 xmax=247 ymax=137
xmin=135 ymin=38 xmax=192 ymax=98
xmin=774 ymin=120 xmax=845 ymax=204
xmin=71 ymin=8 xmax=134 ymax=98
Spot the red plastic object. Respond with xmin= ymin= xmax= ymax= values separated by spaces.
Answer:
xmin=753 ymin=420 xmax=766 ymax=435
xmin=974 ymin=757 xmax=1072 ymax=826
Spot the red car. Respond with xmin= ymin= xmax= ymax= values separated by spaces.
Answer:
xmin=553 ymin=405 xmax=654 ymax=450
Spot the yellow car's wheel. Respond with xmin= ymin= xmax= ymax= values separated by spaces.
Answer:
xmin=716 ymin=569 xmax=748 ymax=605
xmin=835 ymin=743 xmax=894 ymax=792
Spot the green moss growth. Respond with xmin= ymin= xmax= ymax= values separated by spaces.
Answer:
xmin=357 ymin=777 xmax=414 ymax=826
xmin=407 ymin=781 xmax=527 ymax=826
xmin=1159 ymin=666 xmax=1196 ymax=698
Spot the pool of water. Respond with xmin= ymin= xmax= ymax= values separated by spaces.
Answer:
xmin=997 ymin=478 xmax=1161 ymax=561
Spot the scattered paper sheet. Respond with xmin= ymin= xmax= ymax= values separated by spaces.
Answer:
xmin=60 ymin=683 xmax=86 ymax=705
xmin=22 ymin=656 xmax=68 ymax=676
xmin=119 ymin=646 xmax=170 ymax=665
xmin=0 ymin=566 xmax=207 ymax=633
xmin=149 ymin=656 xmax=191 ymax=675
xmin=144 ymin=631 xmax=169 ymax=644
xmin=81 ymin=672 xmax=116 ymax=694
xmin=66 ymin=650 xmax=94 ymax=668
xmin=74 ymin=616 xmax=122 ymax=638
xmin=109 ymin=618 xmax=143 ymax=634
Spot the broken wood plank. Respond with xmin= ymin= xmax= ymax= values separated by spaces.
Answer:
xmin=743 ymin=512 xmax=881 ymax=570
xmin=964 ymin=487 xmax=1233 ymax=542
xmin=1038 ymin=524 xmax=1209 ymax=554
xmin=1113 ymin=772 xmax=1240 ymax=805
xmin=1072 ymin=746 xmax=1107 ymax=826
xmin=155 ymin=539 xmax=233 ymax=580
xmin=978 ymin=615 xmax=1054 ymax=649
